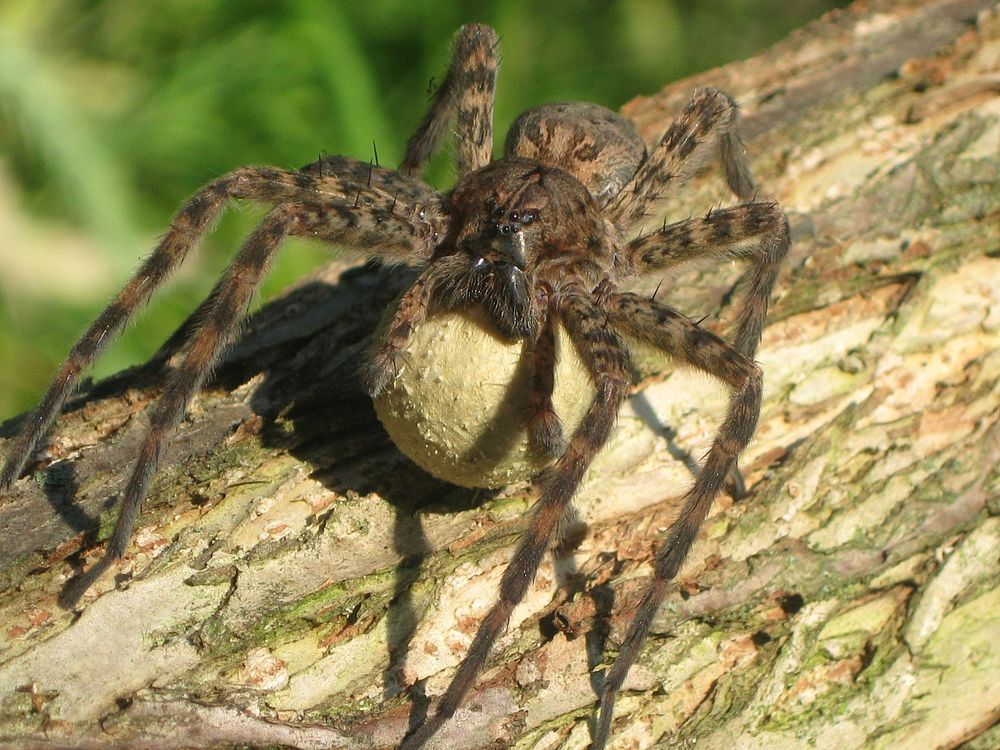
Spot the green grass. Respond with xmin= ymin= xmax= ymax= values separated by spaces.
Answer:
xmin=0 ymin=0 xmax=849 ymax=418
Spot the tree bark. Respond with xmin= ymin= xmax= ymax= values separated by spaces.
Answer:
xmin=1 ymin=1 xmax=998 ymax=748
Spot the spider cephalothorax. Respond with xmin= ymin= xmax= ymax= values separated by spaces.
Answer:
xmin=0 ymin=23 xmax=789 ymax=750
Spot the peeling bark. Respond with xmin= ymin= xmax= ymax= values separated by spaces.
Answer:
xmin=1 ymin=1 xmax=998 ymax=748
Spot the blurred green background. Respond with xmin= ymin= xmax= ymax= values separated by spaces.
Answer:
xmin=0 ymin=0 xmax=849 ymax=418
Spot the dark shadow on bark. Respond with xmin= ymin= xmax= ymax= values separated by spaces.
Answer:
xmin=37 ymin=461 xmax=95 ymax=535
xmin=585 ymin=580 xmax=615 ymax=739
xmin=631 ymin=392 xmax=703 ymax=478
xmin=632 ymin=390 xmax=747 ymax=499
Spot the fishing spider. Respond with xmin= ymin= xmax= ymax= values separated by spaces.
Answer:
xmin=1 ymin=23 xmax=789 ymax=749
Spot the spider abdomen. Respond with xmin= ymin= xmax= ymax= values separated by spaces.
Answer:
xmin=504 ymin=102 xmax=646 ymax=203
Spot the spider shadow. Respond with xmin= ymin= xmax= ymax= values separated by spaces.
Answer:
xmin=0 ymin=405 xmax=121 ymax=599
xmin=36 ymin=462 xmax=124 ymax=607
xmin=545 ymin=508 xmax=617 ymax=727
xmin=34 ymin=461 xmax=97 ymax=536
xmin=631 ymin=390 xmax=704 ymax=478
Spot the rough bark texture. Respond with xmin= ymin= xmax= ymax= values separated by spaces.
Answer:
xmin=1 ymin=1 xmax=999 ymax=748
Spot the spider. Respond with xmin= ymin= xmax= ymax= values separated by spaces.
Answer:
xmin=0 ymin=24 xmax=789 ymax=750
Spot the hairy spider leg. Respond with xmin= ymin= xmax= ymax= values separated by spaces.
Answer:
xmin=608 ymin=88 xmax=757 ymax=228
xmin=592 ymin=293 xmax=764 ymax=749
xmin=402 ymin=23 xmax=498 ymax=177
xmin=302 ymin=153 xmax=435 ymax=206
xmin=146 ymin=156 xmax=441 ymax=372
xmin=399 ymin=283 xmax=631 ymax=750
xmin=363 ymin=254 xmax=473 ymax=397
xmin=624 ymin=201 xmax=791 ymax=357
xmin=0 ymin=168 xmax=320 ymax=487
xmin=525 ymin=317 xmax=566 ymax=457
xmin=58 ymin=197 xmax=442 ymax=607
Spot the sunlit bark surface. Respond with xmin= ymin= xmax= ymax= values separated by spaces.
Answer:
xmin=1 ymin=1 xmax=998 ymax=748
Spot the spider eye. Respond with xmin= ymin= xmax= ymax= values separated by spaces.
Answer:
xmin=509 ymin=210 xmax=519 ymax=222
xmin=521 ymin=211 xmax=535 ymax=225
